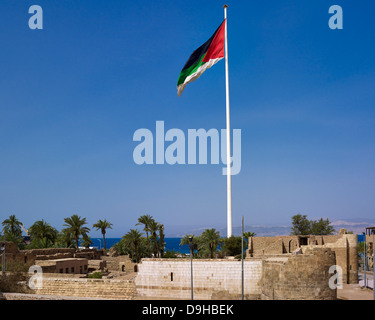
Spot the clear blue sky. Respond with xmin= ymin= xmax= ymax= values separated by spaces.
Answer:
xmin=1 ymin=0 xmax=375 ymax=237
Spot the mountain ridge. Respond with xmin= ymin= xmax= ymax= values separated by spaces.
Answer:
xmin=165 ymin=218 xmax=375 ymax=237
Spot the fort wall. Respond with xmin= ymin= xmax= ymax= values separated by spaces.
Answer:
xmin=135 ymin=258 xmax=263 ymax=300
xmin=260 ymin=248 xmax=336 ymax=300
xmin=34 ymin=274 xmax=136 ymax=300
xmin=247 ymin=231 xmax=358 ymax=284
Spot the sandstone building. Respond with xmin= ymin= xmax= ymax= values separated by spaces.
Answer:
xmin=246 ymin=229 xmax=358 ymax=284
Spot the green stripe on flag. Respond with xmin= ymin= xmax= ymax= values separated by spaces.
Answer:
xmin=177 ymin=54 xmax=207 ymax=86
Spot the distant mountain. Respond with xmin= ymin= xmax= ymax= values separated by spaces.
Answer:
xmin=165 ymin=218 xmax=375 ymax=237
xmin=165 ymin=224 xmax=291 ymax=237
xmin=330 ymin=219 xmax=375 ymax=234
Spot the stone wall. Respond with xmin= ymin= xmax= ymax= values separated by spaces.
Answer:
xmin=100 ymin=255 xmax=137 ymax=273
xmin=300 ymin=234 xmax=358 ymax=284
xmin=0 ymin=242 xmax=105 ymax=266
xmin=135 ymin=258 xmax=263 ymax=300
xmin=260 ymin=248 xmax=337 ymax=300
xmin=34 ymin=274 xmax=136 ymax=299
xmin=135 ymin=248 xmax=338 ymax=300
xmin=1 ymin=292 xmax=107 ymax=300
xmin=247 ymin=232 xmax=358 ymax=284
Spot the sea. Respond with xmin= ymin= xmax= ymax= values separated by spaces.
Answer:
xmin=88 ymin=237 xmax=190 ymax=254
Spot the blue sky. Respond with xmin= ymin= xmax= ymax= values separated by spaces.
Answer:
xmin=1 ymin=0 xmax=375 ymax=237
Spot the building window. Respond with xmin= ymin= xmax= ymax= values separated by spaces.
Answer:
xmin=59 ymin=269 xmax=63 ymax=273
xmin=171 ymin=272 xmax=173 ymax=281
xmin=66 ymin=268 xmax=69 ymax=273
xmin=80 ymin=266 xmax=83 ymax=274
xmin=71 ymin=267 xmax=74 ymax=273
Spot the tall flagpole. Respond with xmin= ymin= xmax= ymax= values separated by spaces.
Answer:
xmin=224 ymin=5 xmax=232 ymax=238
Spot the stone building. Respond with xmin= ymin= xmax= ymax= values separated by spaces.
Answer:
xmin=36 ymin=258 xmax=89 ymax=274
xmin=0 ymin=241 xmax=106 ymax=273
xmin=246 ymin=229 xmax=358 ymax=284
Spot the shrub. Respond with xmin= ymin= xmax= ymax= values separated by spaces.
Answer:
xmin=88 ymin=271 xmax=102 ymax=279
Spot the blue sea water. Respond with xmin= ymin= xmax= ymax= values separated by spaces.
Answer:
xmin=89 ymin=237 xmax=190 ymax=254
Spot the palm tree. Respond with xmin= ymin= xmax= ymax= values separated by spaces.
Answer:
xmin=81 ymin=234 xmax=93 ymax=249
xmin=92 ymin=219 xmax=113 ymax=250
xmin=32 ymin=237 xmax=54 ymax=249
xmin=200 ymin=228 xmax=222 ymax=259
xmin=29 ymin=220 xmax=58 ymax=244
xmin=180 ymin=234 xmax=200 ymax=257
xmin=148 ymin=219 xmax=160 ymax=257
xmin=123 ymin=229 xmax=143 ymax=262
xmin=243 ymin=231 xmax=256 ymax=240
xmin=1 ymin=215 xmax=24 ymax=248
xmin=62 ymin=214 xmax=90 ymax=249
xmin=136 ymin=215 xmax=153 ymax=240
xmin=158 ymin=224 xmax=165 ymax=258
xmin=54 ymin=229 xmax=75 ymax=248
xmin=2 ymin=215 xmax=23 ymax=237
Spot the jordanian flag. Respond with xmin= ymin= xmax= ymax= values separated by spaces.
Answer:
xmin=177 ymin=19 xmax=226 ymax=97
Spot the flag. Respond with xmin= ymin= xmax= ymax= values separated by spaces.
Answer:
xmin=177 ymin=19 xmax=226 ymax=97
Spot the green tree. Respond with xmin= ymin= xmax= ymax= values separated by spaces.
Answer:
xmin=158 ymin=224 xmax=165 ymax=258
xmin=180 ymin=235 xmax=200 ymax=256
xmin=30 ymin=237 xmax=55 ymax=249
xmin=136 ymin=214 xmax=153 ymax=241
xmin=2 ymin=215 xmax=23 ymax=238
xmin=1 ymin=215 xmax=24 ymax=248
xmin=54 ymin=230 xmax=75 ymax=248
xmin=163 ymin=250 xmax=178 ymax=258
xmin=62 ymin=214 xmax=90 ymax=249
xmin=200 ymin=228 xmax=222 ymax=259
xmin=29 ymin=219 xmax=58 ymax=245
xmin=92 ymin=219 xmax=113 ymax=250
xmin=136 ymin=214 xmax=154 ymax=255
xmin=243 ymin=231 xmax=256 ymax=239
xmin=310 ymin=218 xmax=335 ymax=235
xmin=112 ymin=238 xmax=129 ymax=255
xmin=123 ymin=229 xmax=145 ymax=263
xmin=290 ymin=214 xmax=311 ymax=235
xmin=148 ymin=219 xmax=160 ymax=257
xmin=358 ymin=242 xmax=365 ymax=257
xmin=81 ymin=234 xmax=93 ymax=249
xmin=221 ymin=235 xmax=242 ymax=256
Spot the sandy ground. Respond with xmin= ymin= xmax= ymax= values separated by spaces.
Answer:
xmin=337 ymin=284 xmax=374 ymax=300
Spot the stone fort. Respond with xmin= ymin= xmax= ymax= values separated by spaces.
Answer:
xmin=0 ymin=229 xmax=358 ymax=300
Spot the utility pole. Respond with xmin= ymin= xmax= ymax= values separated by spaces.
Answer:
xmin=189 ymin=236 xmax=194 ymax=300
xmin=364 ymin=232 xmax=367 ymax=288
xmin=241 ymin=216 xmax=244 ymax=300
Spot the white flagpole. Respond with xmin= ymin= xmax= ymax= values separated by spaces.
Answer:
xmin=224 ymin=5 xmax=232 ymax=238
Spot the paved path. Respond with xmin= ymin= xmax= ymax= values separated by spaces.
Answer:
xmin=338 ymin=284 xmax=374 ymax=300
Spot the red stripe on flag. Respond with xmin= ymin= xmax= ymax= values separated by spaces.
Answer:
xmin=202 ymin=19 xmax=225 ymax=63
